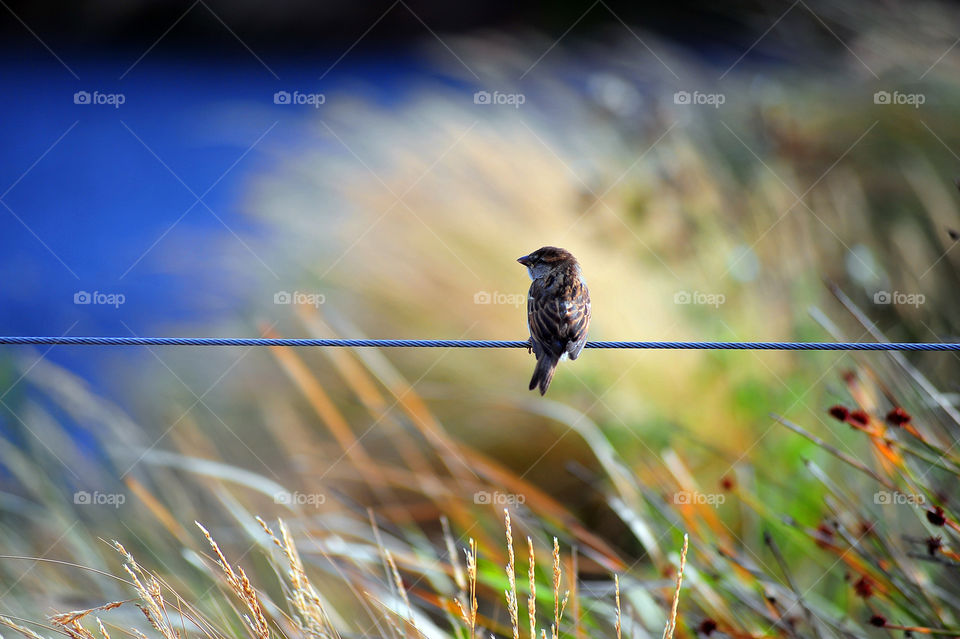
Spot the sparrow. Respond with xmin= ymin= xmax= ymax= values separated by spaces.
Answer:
xmin=517 ymin=246 xmax=591 ymax=395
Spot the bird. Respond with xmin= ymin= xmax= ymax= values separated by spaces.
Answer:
xmin=517 ymin=246 xmax=591 ymax=395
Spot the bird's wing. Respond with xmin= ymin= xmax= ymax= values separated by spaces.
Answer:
xmin=526 ymin=283 xmax=543 ymax=359
xmin=529 ymin=275 xmax=591 ymax=358
xmin=528 ymin=280 xmax=565 ymax=356
xmin=565 ymin=278 xmax=591 ymax=360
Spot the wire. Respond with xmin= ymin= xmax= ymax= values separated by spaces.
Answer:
xmin=0 ymin=337 xmax=958 ymax=350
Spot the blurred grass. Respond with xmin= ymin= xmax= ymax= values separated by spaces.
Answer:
xmin=4 ymin=1 xmax=960 ymax=637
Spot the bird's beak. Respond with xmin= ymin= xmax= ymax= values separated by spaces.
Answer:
xmin=517 ymin=255 xmax=532 ymax=267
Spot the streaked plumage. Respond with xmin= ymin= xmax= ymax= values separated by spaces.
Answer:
xmin=517 ymin=246 xmax=591 ymax=395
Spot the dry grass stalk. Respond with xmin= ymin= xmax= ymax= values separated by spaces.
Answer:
xmin=384 ymin=549 xmax=415 ymax=627
xmin=195 ymin=523 xmax=270 ymax=639
xmin=49 ymin=603 xmax=124 ymax=627
xmin=550 ymin=538 xmax=569 ymax=639
xmin=95 ymin=619 xmax=110 ymax=639
xmin=0 ymin=616 xmax=53 ymax=639
xmin=527 ymin=537 xmax=536 ymax=639
xmin=60 ymin=620 xmax=96 ymax=639
xmin=614 ymin=575 xmax=621 ymax=639
xmin=552 ymin=538 xmax=560 ymax=639
xmin=256 ymin=517 xmax=337 ymax=639
xmin=504 ymin=510 xmax=520 ymax=639
xmin=50 ymin=603 xmax=126 ymax=639
xmin=114 ymin=542 xmax=179 ymax=639
xmin=366 ymin=513 xmax=409 ymax=639
xmin=454 ymin=539 xmax=478 ymax=639
xmin=662 ymin=534 xmax=689 ymax=639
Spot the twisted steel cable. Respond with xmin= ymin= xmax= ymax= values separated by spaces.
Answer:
xmin=0 ymin=336 xmax=957 ymax=350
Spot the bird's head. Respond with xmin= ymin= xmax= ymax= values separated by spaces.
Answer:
xmin=517 ymin=246 xmax=576 ymax=280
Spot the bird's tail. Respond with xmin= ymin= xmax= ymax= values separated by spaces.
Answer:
xmin=529 ymin=354 xmax=559 ymax=395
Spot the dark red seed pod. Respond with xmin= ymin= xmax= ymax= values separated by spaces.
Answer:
xmin=699 ymin=619 xmax=718 ymax=636
xmin=720 ymin=475 xmax=735 ymax=491
xmin=869 ymin=615 xmax=887 ymax=627
xmin=853 ymin=576 xmax=873 ymax=598
xmin=815 ymin=522 xmax=835 ymax=548
xmin=828 ymin=405 xmax=849 ymax=421
xmin=848 ymin=410 xmax=870 ymax=426
xmin=926 ymin=536 xmax=942 ymax=555
xmin=886 ymin=407 xmax=911 ymax=426
xmin=927 ymin=507 xmax=946 ymax=527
